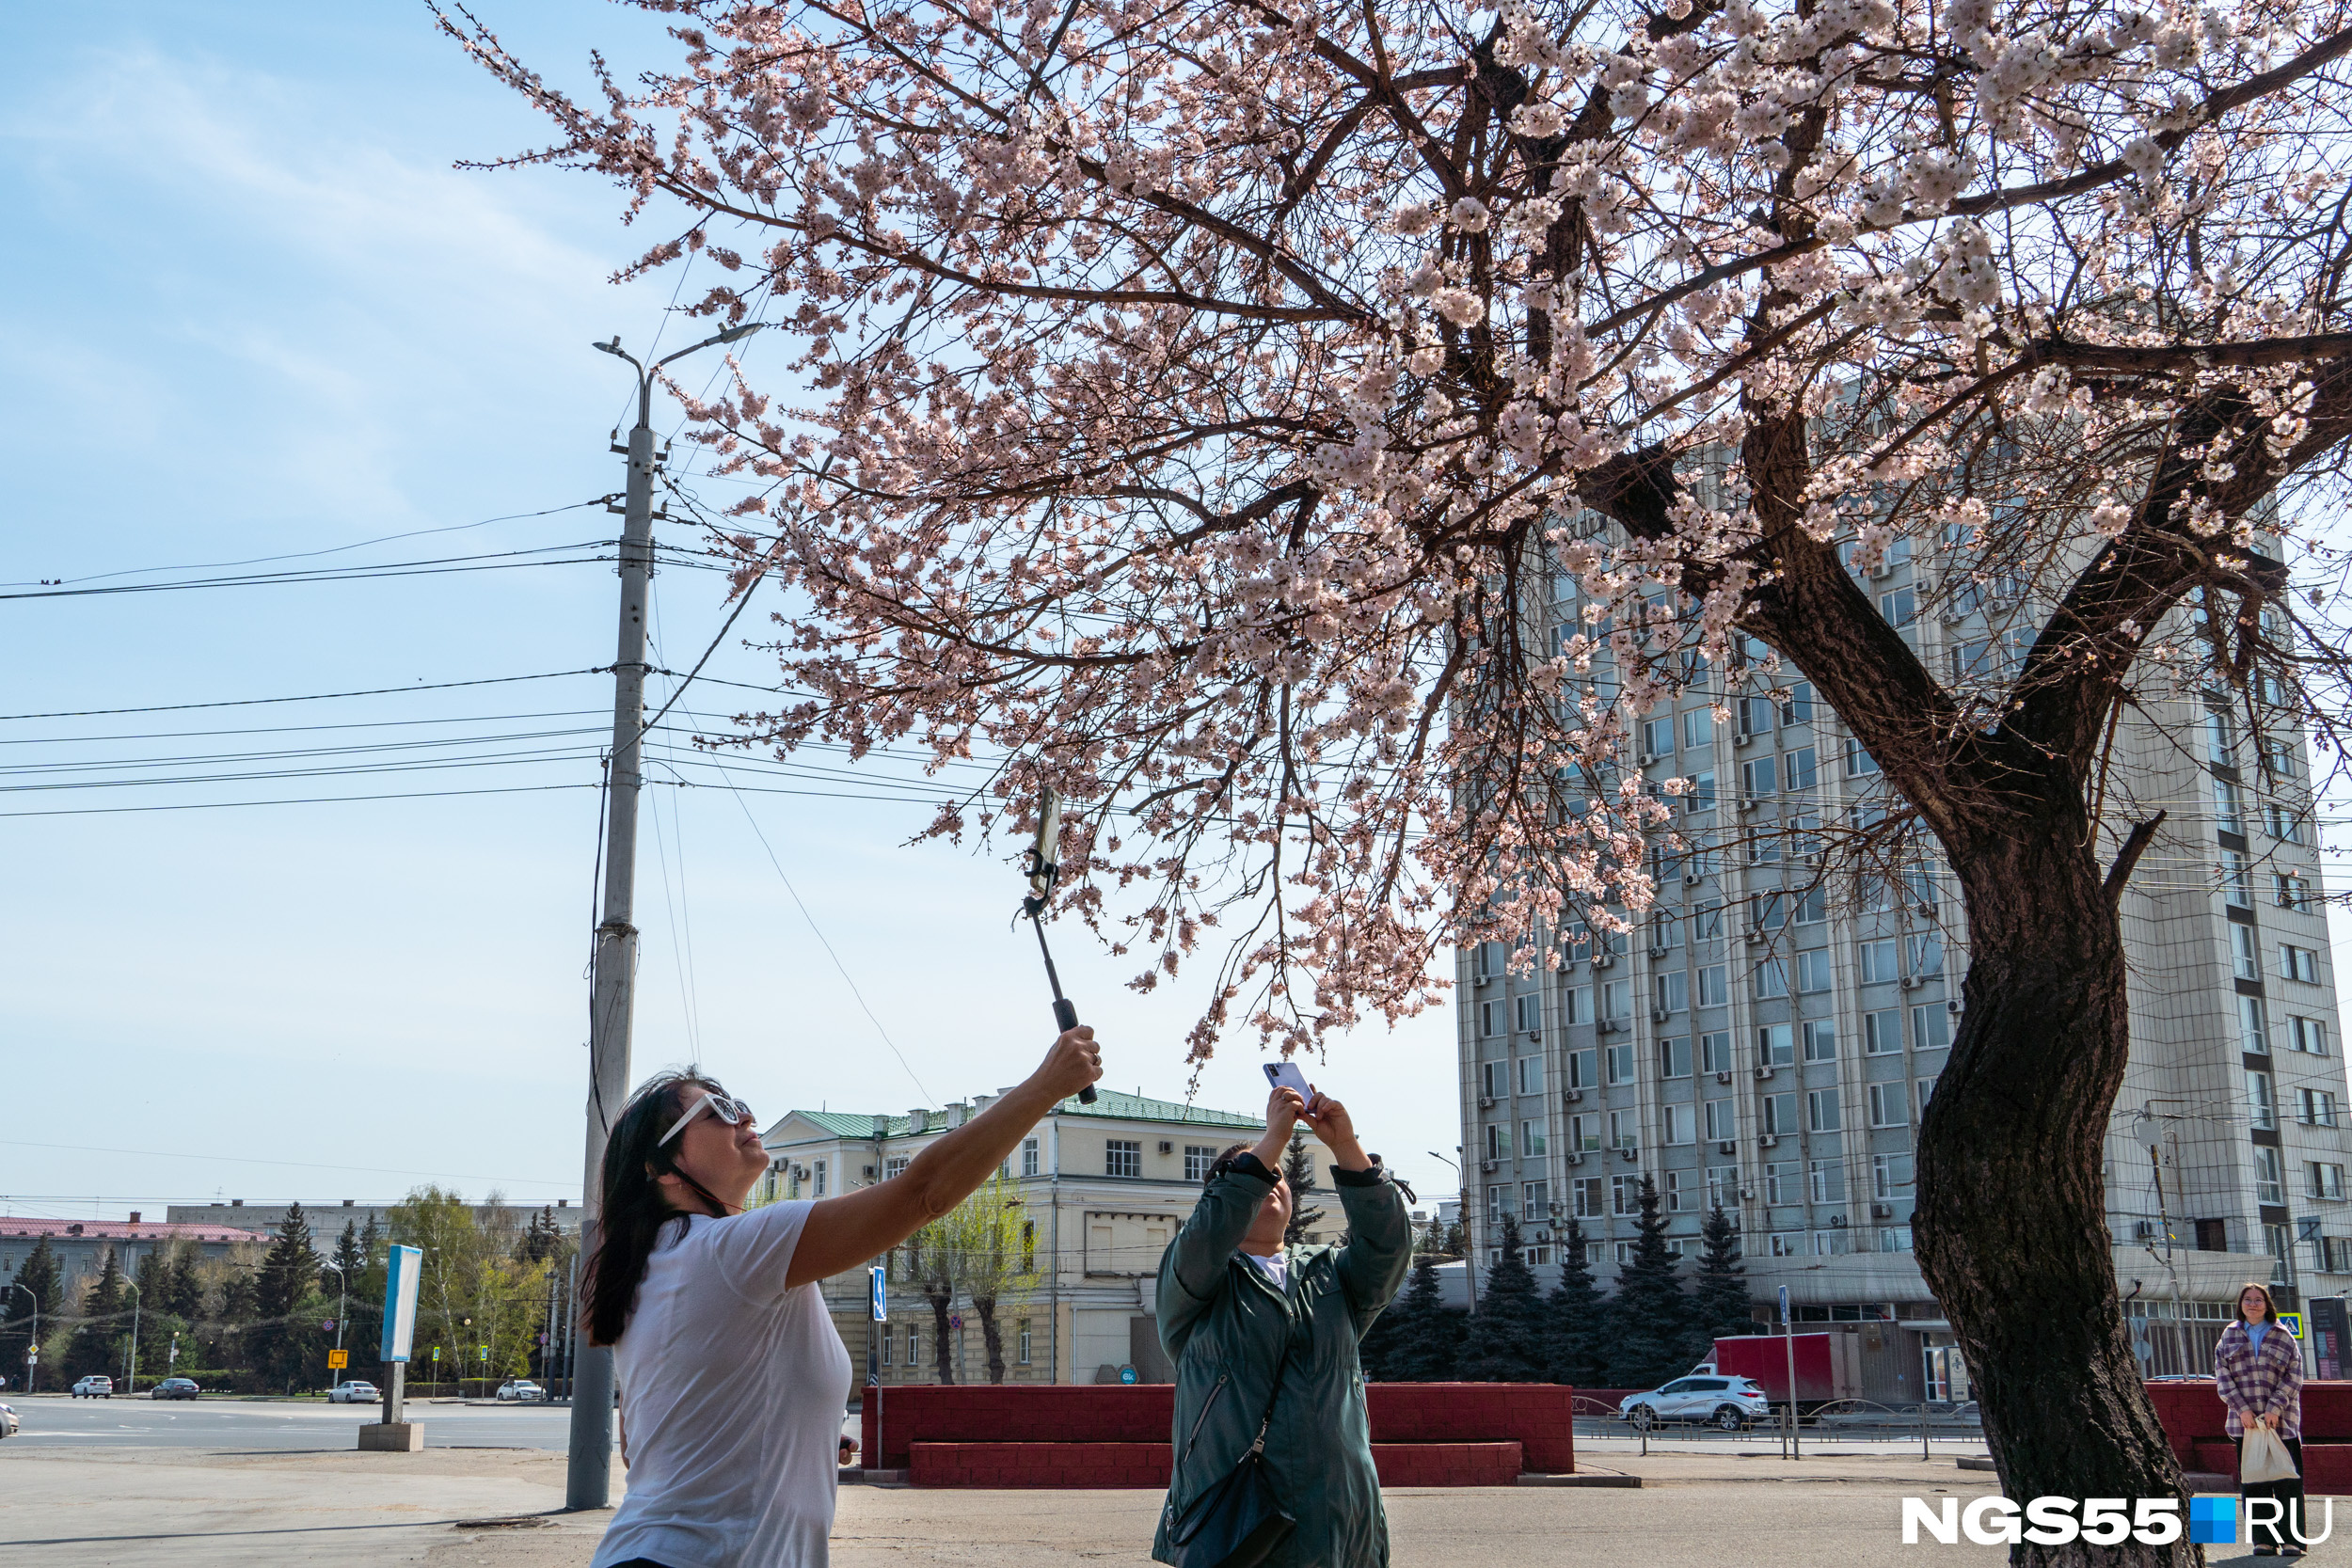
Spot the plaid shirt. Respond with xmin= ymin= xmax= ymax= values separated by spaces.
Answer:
xmin=2215 ymin=1319 xmax=2303 ymax=1439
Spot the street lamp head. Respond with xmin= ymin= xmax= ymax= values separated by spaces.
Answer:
xmin=594 ymin=337 xmax=626 ymax=357
xmin=712 ymin=321 xmax=764 ymax=345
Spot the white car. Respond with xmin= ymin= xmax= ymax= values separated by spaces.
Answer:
xmin=0 ymin=1402 xmax=18 ymax=1438
xmin=71 ymin=1375 xmax=114 ymax=1399
xmin=327 ymin=1381 xmax=380 ymax=1403
xmin=1619 ymin=1374 xmax=1772 ymax=1431
xmin=495 ymin=1379 xmax=547 ymax=1402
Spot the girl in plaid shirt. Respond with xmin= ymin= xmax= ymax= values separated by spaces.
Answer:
xmin=2215 ymin=1281 xmax=2306 ymax=1556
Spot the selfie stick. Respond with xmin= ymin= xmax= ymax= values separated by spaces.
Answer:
xmin=1023 ymin=788 xmax=1097 ymax=1104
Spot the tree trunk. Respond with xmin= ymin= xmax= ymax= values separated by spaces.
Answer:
xmin=926 ymin=1291 xmax=956 ymax=1385
xmin=1916 ymin=806 xmax=2192 ymax=1567
xmin=973 ymin=1294 xmax=1007 ymax=1384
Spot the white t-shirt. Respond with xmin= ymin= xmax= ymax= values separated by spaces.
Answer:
xmin=1243 ymin=1250 xmax=1288 ymax=1291
xmin=592 ymin=1201 xmax=853 ymax=1568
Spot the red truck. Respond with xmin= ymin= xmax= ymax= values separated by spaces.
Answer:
xmin=1697 ymin=1332 xmax=1865 ymax=1409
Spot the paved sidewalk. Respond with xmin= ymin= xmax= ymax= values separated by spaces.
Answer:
xmin=0 ymin=1442 xmax=2046 ymax=1568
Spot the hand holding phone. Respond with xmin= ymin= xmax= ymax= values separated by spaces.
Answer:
xmin=1263 ymin=1061 xmax=1319 ymax=1113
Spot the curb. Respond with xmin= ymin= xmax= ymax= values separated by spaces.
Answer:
xmin=1518 ymin=1473 xmax=1642 ymax=1487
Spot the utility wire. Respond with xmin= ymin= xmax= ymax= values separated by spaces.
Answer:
xmin=0 ymin=542 xmax=618 ymax=601
xmin=0 ymin=670 xmax=612 ymax=721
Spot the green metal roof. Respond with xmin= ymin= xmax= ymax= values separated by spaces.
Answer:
xmin=781 ymin=1089 xmax=1260 ymax=1142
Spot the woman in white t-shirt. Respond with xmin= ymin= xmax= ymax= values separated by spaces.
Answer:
xmin=586 ymin=1026 xmax=1103 ymax=1568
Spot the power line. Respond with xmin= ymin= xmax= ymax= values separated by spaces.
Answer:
xmin=0 ymin=670 xmax=612 ymax=721
xmin=0 ymin=782 xmax=596 ymax=818
xmin=0 ymin=542 xmax=619 ymax=601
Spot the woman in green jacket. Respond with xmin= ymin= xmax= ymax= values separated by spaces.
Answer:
xmin=1152 ymin=1085 xmax=1414 ymax=1568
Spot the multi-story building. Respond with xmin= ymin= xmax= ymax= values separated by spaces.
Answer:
xmin=1 ymin=1214 xmax=272 ymax=1299
xmin=1457 ymin=516 xmax=2350 ymax=1389
xmin=760 ymin=1088 xmax=1277 ymax=1385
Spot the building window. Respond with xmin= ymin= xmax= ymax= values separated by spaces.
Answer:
xmin=1479 ymin=1000 xmax=1504 ymax=1037
xmin=1863 ymin=1009 xmax=1901 ymax=1055
xmin=1017 ymin=1321 xmax=1032 ymax=1365
xmin=2312 ymin=1164 xmax=2345 ymax=1202
xmin=1802 ymin=1021 xmax=1837 ymax=1063
xmin=1763 ymin=1161 xmax=1796 ymax=1205
xmin=1572 ymin=1177 xmax=1604 ymax=1218
xmin=2215 ymin=774 xmax=2245 ymax=833
xmin=1602 ymin=976 xmax=1629 ymax=1018
xmin=1754 ymin=959 xmax=1789 ymax=1000
xmin=1021 ymin=1137 xmax=1041 ymax=1178
xmin=1659 ymin=1037 xmax=1692 ymax=1079
xmin=1771 ymin=1232 xmax=1804 ymax=1258
xmin=1708 ymin=1165 xmax=1740 ymax=1209
xmin=1872 ymin=1152 xmax=1915 ymax=1198
xmin=1473 ymin=941 xmax=1505 ymax=980
xmin=1806 ymin=1087 xmax=1841 ymax=1133
xmin=1567 ymin=1114 xmax=1598 ymax=1152
xmin=1488 ymin=1183 xmax=1516 ymax=1221
xmin=2234 ymin=925 xmax=2263 ymax=981
xmin=1521 ymin=1119 xmax=1549 ymax=1157
xmin=1844 ymin=736 xmax=1880 ymax=777
xmin=1664 ymin=1170 xmax=1689 ymax=1212
xmin=1787 ymin=747 xmax=1819 ymax=792
xmin=1705 ymin=1098 xmax=1737 ymax=1142
xmin=886 ymin=1157 xmax=911 ymax=1181
xmin=1655 ymin=970 xmax=1690 ymax=1014
xmin=1879 ymin=1227 xmax=1914 ymax=1253
xmin=1796 ymin=950 xmax=1834 ymax=993
xmin=2206 ymin=705 xmax=2238 ymax=767
xmin=1686 ymin=770 xmax=1718 ymax=812
xmin=1808 ymin=1159 xmax=1843 ymax=1205
xmin=1758 ymin=1023 xmax=1794 ymax=1067
xmin=1742 ymin=754 xmax=1778 ymax=802
xmin=2247 ymin=1071 xmax=2277 ymax=1132
xmin=1661 ymin=1104 xmax=1692 ymax=1146
xmin=2297 ymin=1088 xmax=2339 ymax=1129
xmin=814 ymin=1160 xmax=829 ymax=1197
xmin=1642 ymin=716 xmax=1676 ymax=759
xmin=1566 ymin=1048 xmax=1597 ymax=1091
xmin=1762 ymin=1092 xmax=1796 ymax=1137
xmin=1697 ymin=966 xmax=1727 ymax=1007
xmin=1022 ymin=1219 xmax=1037 ymax=1272
xmin=2288 ymin=1016 xmax=2329 ymax=1056
xmin=2255 ymin=1148 xmax=2287 ymax=1208
xmin=1606 ymin=1043 xmax=1636 ymax=1085
xmin=1485 ymin=1123 xmax=1513 ymax=1162
xmin=1812 ymin=1228 xmax=1853 ymax=1257
xmin=1867 ymin=1082 xmax=1908 ymax=1128
xmin=2282 ymin=944 xmax=2322 ymax=984
xmin=1181 ymin=1145 xmax=1215 ymax=1182
xmin=1684 ymin=707 xmax=1714 ymax=750
xmin=2224 ymin=851 xmax=2253 ymax=909
xmin=2241 ymin=995 xmax=2272 ymax=1055
xmin=1612 ymin=1175 xmax=1642 ymax=1216
xmin=1609 ymin=1110 xmax=1639 ymax=1151
xmin=2277 ymin=874 xmax=2313 ymax=912
xmin=908 ymin=1323 xmax=921 ymax=1365
xmin=1859 ymin=940 xmax=1899 ymax=985
xmin=1515 ymin=992 xmax=1543 ymax=1034
xmin=1104 ymin=1140 xmax=1142 ymax=1179
xmin=1701 ymin=1031 xmax=1733 ymax=1074
xmin=1905 ymin=934 xmax=1944 ymax=977
xmin=882 ymin=1326 xmax=893 ymax=1366
xmin=1523 ymin=1180 xmax=1549 ymax=1215
xmin=1912 ymin=1006 xmax=1951 ymax=1053
xmin=1917 ymin=1074 xmax=1939 ymax=1113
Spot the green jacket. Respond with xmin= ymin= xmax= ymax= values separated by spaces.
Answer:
xmin=1151 ymin=1158 xmax=1413 ymax=1568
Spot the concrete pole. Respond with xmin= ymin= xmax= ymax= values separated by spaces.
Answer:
xmin=565 ymin=324 xmax=760 ymax=1512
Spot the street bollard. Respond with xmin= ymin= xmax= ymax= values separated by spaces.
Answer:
xmin=1920 ymin=1401 xmax=1930 ymax=1461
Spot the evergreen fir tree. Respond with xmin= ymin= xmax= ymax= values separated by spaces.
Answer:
xmin=1687 ymin=1204 xmax=1753 ymax=1359
xmin=63 ymin=1249 xmax=126 ymax=1381
xmin=1604 ymin=1176 xmax=1693 ymax=1388
xmin=329 ymin=1221 xmax=367 ymax=1293
xmin=248 ymin=1206 xmax=324 ymax=1392
xmin=516 ymin=1205 xmax=566 ymax=1264
xmin=1456 ymin=1214 xmax=1549 ymax=1381
xmin=1374 ymin=1253 xmax=1463 ymax=1381
xmin=2 ymin=1235 xmax=60 ymax=1379
xmin=1282 ymin=1130 xmax=1325 ymax=1246
xmin=160 ymin=1242 xmax=206 ymax=1321
xmin=1542 ymin=1217 xmax=1608 ymax=1387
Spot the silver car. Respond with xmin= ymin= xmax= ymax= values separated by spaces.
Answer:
xmin=0 ymin=1402 xmax=18 ymax=1438
xmin=1619 ymin=1374 xmax=1773 ymax=1431
xmin=327 ymin=1381 xmax=380 ymax=1403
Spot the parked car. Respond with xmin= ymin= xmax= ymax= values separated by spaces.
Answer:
xmin=1619 ymin=1374 xmax=1773 ymax=1431
xmin=71 ymin=1375 xmax=114 ymax=1400
xmin=495 ymin=1379 xmax=547 ymax=1402
xmin=327 ymin=1380 xmax=380 ymax=1404
xmin=151 ymin=1378 xmax=201 ymax=1401
xmin=0 ymin=1402 xmax=18 ymax=1438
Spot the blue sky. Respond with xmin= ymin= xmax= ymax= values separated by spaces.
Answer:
xmin=0 ymin=2 xmax=1464 ymax=1228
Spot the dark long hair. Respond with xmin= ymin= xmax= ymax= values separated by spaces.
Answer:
xmin=583 ymin=1069 xmax=737 ymax=1347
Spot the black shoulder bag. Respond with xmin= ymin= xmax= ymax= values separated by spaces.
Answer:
xmin=1168 ymin=1334 xmax=1297 ymax=1568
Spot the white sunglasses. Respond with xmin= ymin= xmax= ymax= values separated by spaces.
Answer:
xmin=658 ymin=1091 xmax=754 ymax=1148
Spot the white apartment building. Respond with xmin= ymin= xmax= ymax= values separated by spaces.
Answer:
xmin=1458 ymin=517 xmax=2350 ymax=1386
xmin=761 ymin=1087 xmax=1283 ymax=1385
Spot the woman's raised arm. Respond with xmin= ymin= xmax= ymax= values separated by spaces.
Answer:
xmin=784 ymin=1027 xmax=1103 ymax=1288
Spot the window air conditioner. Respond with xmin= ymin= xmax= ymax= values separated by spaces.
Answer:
xmin=863 ymin=1164 xmax=877 ymax=1178
xmin=1639 ymin=751 xmax=1660 ymax=768
xmin=1684 ymin=872 xmax=1706 ymax=886
xmin=1876 ymin=1204 xmax=1897 ymax=1221
xmin=1480 ymin=1159 xmax=1500 ymax=1173
xmin=1803 ymin=852 xmax=1822 ymax=867
xmin=1739 ymin=796 xmax=1761 ymax=814
xmin=1900 ymin=975 xmax=1924 ymax=990
xmin=1870 ymin=561 xmax=1896 ymax=579
xmin=1744 ymin=927 xmax=1766 ymax=945
xmin=1716 ymin=1070 xmax=1733 ymax=1084
xmin=1477 ymin=1095 xmax=1495 ymax=1109
xmin=1758 ymin=1132 xmax=1780 ymax=1148
xmin=1947 ymin=1000 xmax=1963 ymax=1015
xmin=1651 ymin=1006 xmax=1673 ymax=1023
xmin=1719 ymin=1140 xmax=1738 ymax=1155
xmin=1564 ymin=1087 xmax=1584 ymax=1103
xmin=1565 ymin=1150 xmax=1584 ymax=1165
xmin=1592 ymin=953 xmax=1616 ymax=970
xmin=1740 ymin=1185 xmax=1756 ymax=1200
xmin=1647 ymin=944 xmax=1670 ymax=959
xmin=1830 ymin=1214 xmax=1848 ymax=1227
xmin=1159 ymin=1141 xmax=1174 ymax=1154
xmin=1755 ymin=1064 xmax=1774 ymax=1080
xmin=1526 ymin=1027 xmax=1543 ymax=1042
xmin=1617 ymin=1146 xmax=1639 ymax=1161
xmin=1735 ymin=732 xmax=1756 ymax=749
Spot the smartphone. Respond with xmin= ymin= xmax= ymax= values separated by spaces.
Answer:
xmin=1263 ymin=1061 xmax=1319 ymax=1109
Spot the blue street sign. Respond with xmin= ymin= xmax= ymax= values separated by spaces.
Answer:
xmin=1778 ymin=1285 xmax=1790 ymax=1325
xmin=870 ymin=1265 xmax=887 ymax=1323
xmin=1120 ymin=1366 xmax=1137 ymax=1386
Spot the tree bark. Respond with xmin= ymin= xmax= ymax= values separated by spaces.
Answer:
xmin=1915 ymin=781 xmax=2193 ymax=1567
xmin=973 ymin=1293 xmax=1008 ymax=1384
xmin=925 ymin=1290 xmax=956 ymax=1385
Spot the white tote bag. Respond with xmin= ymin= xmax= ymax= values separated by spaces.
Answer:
xmin=2242 ymin=1424 xmax=2300 ymax=1484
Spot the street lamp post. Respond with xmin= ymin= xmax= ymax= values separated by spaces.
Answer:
xmin=566 ymin=319 xmax=764 ymax=1513
xmin=1428 ymin=1150 xmax=1478 ymax=1312
xmin=322 ymin=1261 xmax=348 ymax=1391
xmin=121 ymin=1277 xmax=141 ymax=1397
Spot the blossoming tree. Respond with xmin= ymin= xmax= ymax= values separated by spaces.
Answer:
xmin=448 ymin=0 xmax=2352 ymax=1544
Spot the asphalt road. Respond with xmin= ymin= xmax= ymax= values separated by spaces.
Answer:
xmin=0 ymin=1394 xmax=575 ymax=1450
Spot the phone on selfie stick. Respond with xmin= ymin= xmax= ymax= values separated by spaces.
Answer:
xmin=1022 ymin=789 xmax=1097 ymax=1104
